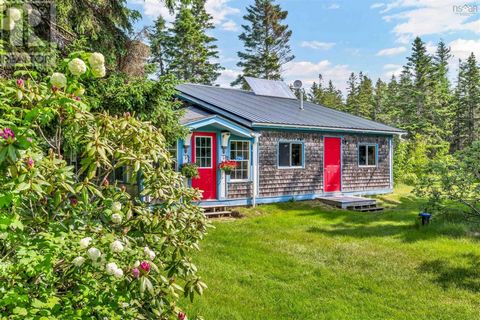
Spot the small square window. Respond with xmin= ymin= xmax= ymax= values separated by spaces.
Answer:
xmin=278 ymin=142 xmax=304 ymax=168
xmin=359 ymin=144 xmax=377 ymax=167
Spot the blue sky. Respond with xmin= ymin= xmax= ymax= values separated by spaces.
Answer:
xmin=127 ymin=0 xmax=480 ymax=92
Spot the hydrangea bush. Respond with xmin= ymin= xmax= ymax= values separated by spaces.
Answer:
xmin=0 ymin=52 xmax=208 ymax=319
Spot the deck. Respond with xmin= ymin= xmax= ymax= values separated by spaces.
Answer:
xmin=317 ymin=196 xmax=383 ymax=211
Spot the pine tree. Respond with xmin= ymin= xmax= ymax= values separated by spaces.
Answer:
xmin=149 ymin=16 xmax=171 ymax=76
xmin=402 ymin=37 xmax=434 ymax=134
xmin=232 ymin=0 xmax=294 ymax=88
xmin=345 ymin=72 xmax=358 ymax=114
xmin=430 ymin=40 xmax=454 ymax=142
xmin=309 ymin=75 xmax=344 ymax=111
xmin=452 ymin=54 xmax=480 ymax=150
xmin=373 ymin=78 xmax=388 ymax=122
xmin=167 ymin=0 xmax=223 ymax=84
xmin=355 ymin=73 xmax=375 ymax=118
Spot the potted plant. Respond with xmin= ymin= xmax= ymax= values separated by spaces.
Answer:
xmin=219 ymin=160 xmax=238 ymax=175
xmin=180 ymin=163 xmax=199 ymax=179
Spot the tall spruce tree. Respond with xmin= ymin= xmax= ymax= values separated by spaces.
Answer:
xmin=166 ymin=0 xmax=223 ymax=84
xmin=149 ymin=16 xmax=171 ymax=76
xmin=401 ymin=37 xmax=434 ymax=134
xmin=345 ymin=72 xmax=358 ymax=114
xmin=355 ymin=73 xmax=375 ymax=119
xmin=232 ymin=0 xmax=294 ymax=88
xmin=452 ymin=54 xmax=480 ymax=151
xmin=309 ymin=75 xmax=344 ymax=111
xmin=373 ymin=78 xmax=388 ymax=122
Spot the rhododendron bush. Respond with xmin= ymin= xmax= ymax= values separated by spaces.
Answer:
xmin=0 ymin=52 xmax=208 ymax=319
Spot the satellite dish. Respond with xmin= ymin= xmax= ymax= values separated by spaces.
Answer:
xmin=293 ymin=80 xmax=303 ymax=89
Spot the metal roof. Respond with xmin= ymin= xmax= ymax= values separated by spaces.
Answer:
xmin=176 ymin=83 xmax=405 ymax=134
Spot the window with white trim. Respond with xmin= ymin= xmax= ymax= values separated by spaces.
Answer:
xmin=359 ymin=144 xmax=377 ymax=166
xmin=230 ymin=140 xmax=250 ymax=180
xmin=195 ymin=136 xmax=212 ymax=168
xmin=278 ymin=142 xmax=304 ymax=168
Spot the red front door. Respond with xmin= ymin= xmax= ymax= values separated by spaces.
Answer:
xmin=324 ymin=137 xmax=341 ymax=192
xmin=191 ymin=132 xmax=217 ymax=200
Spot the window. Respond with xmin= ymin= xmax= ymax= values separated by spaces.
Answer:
xmin=278 ymin=142 xmax=304 ymax=168
xmin=195 ymin=136 xmax=212 ymax=168
xmin=168 ymin=141 xmax=178 ymax=171
xmin=359 ymin=144 xmax=377 ymax=166
xmin=230 ymin=140 xmax=250 ymax=180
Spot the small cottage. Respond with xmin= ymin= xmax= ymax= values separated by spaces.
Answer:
xmin=175 ymin=78 xmax=404 ymax=207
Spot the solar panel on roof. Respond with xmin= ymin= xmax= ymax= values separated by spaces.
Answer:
xmin=245 ymin=77 xmax=297 ymax=99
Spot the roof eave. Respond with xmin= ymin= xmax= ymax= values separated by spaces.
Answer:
xmin=252 ymin=122 xmax=406 ymax=135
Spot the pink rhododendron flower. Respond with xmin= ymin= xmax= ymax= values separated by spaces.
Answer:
xmin=75 ymin=96 xmax=81 ymax=101
xmin=132 ymin=267 xmax=140 ymax=278
xmin=178 ymin=312 xmax=186 ymax=320
xmin=16 ymin=79 xmax=24 ymax=87
xmin=0 ymin=128 xmax=15 ymax=141
xmin=140 ymin=261 xmax=150 ymax=273
xmin=27 ymin=157 xmax=34 ymax=169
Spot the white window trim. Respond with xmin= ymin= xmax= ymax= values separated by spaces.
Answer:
xmin=195 ymin=136 xmax=213 ymax=169
xmin=229 ymin=140 xmax=251 ymax=182
xmin=277 ymin=141 xmax=305 ymax=169
xmin=358 ymin=143 xmax=378 ymax=168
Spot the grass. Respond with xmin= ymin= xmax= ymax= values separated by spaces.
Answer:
xmin=181 ymin=186 xmax=480 ymax=319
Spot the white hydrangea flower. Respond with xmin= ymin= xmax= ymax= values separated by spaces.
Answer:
xmin=144 ymin=246 xmax=156 ymax=260
xmin=68 ymin=58 xmax=87 ymax=76
xmin=133 ymin=260 xmax=140 ymax=268
xmin=106 ymin=262 xmax=118 ymax=275
xmin=88 ymin=52 xmax=105 ymax=67
xmin=50 ymin=72 xmax=67 ymax=88
xmin=110 ymin=240 xmax=124 ymax=253
xmin=7 ymin=7 xmax=22 ymax=21
xmin=73 ymin=256 xmax=85 ymax=267
xmin=1 ymin=17 xmax=15 ymax=31
xmin=87 ymin=247 xmax=101 ymax=261
xmin=92 ymin=65 xmax=106 ymax=78
xmin=79 ymin=237 xmax=92 ymax=249
xmin=113 ymin=268 xmax=124 ymax=278
xmin=111 ymin=213 xmax=122 ymax=224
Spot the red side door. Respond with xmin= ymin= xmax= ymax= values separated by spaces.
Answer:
xmin=191 ymin=132 xmax=217 ymax=200
xmin=324 ymin=137 xmax=341 ymax=192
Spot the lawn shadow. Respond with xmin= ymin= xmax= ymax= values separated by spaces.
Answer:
xmin=418 ymin=253 xmax=480 ymax=292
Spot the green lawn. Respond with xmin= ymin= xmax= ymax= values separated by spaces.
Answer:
xmin=181 ymin=186 xmax=480 ymax=319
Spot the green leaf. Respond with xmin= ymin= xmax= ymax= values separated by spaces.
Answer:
xmin=13 ymin=307 xmax=28 ymax=316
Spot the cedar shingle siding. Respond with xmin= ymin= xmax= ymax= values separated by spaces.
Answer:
xmin=227 ymin=181 xmax=252 ymax=199
xmin=253 ymin=131 xmax=391 ymax=198
xmin=341 ymin=135 xmax=390 ymax=191
xmin=258 ymin=131 xmax=324 ymax=197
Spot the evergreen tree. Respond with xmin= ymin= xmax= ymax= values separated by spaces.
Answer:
xmin=355 ymin=73 xmax=375 ymax=118
xmin=309 ymin=75 xmax=344 ymax=111
xmin=452 ymin=54 xmax=480 ymax=150
xmin=149 ymin=16 xmax=171 ymax=76
xmin=345 ymin=72 xmax=358 ymax=114
xmin=401 ymin=37 xmax=434 ymax=134
xmin=167 ymin=0 xmax=223 ymax=84
xmin=430 ymin=40 xmax=454 ymax=142
xmin=232 ymin=0 xmax=294 ymax=88
xmin=373 ymin=78 xmax=388 ymax=122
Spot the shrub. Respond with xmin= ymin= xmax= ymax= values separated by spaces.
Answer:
xmin=0 ymin=52 xmax=207 ymax=319
xmin=180 ymin=163 xmax=199 ymax=179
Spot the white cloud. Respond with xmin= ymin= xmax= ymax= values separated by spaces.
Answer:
xmin=372 ymin=0 xmax=480 ymax=43
xmin=132 ymin=0 xmax=240 ymax=31
xmin=216 ymin=69 xmax=240 ymax=87
xmin=383 ymin=63 xmax=403 ymax=78
xmin=370 ymin=3 xmax=385 ymax=9
xmin=221 ymin=20 xmax=239 ymax=32
xmin=282 ymin=60 xmax=352 ymax=93
xmin=327 ymin=3 xmax=340 ymax=9
xmin=449 ymin=38 xmax=480 ymax=61
xmin=301 ymin=41 xmax=336 ymax=50
xmin=376 ymin=46 xmax=406 ymax=56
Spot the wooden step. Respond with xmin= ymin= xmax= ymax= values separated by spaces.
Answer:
xmin=203 ymin=210 xmax=232 ymax=218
